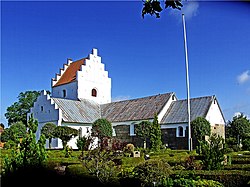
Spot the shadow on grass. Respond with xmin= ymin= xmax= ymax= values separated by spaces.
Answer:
xmin=1 ymin=166 xmax=118 ymax=187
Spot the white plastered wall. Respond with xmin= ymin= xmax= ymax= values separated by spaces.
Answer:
xmin=77 ymin=49 xmax=111 ymax=104
xmin=52 ymin=82 xmax=78 ymax=100
xmin=205 ymin=99 xmax=225 ymax=126
xmin=28 ymin=90 xmax=62 ymax=148
xmin=62 ymin=123 xmax=98 ymax=149
xmin=158 ymin=93 xmax=177 ymax=122
xmin=205 ymin=98 xmax=225 ymax=139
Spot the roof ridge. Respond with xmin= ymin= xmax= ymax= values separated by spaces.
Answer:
xmin=109 ymin=92 xmax=174 ymax=104
xmin=176 ymin=95 xmax=213 ymax=102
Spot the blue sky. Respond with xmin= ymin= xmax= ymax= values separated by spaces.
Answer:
xmin=1 ymin=1 xmax=250 ymax=126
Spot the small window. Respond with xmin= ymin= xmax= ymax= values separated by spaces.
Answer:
xmin=178 ymin=126 xmax=183 ymax=137
xmin=91 ymin=89 xmax=97 ymax=97
xmin=172 ymin=95 xmax=175 ymax=100
xmin=41 ymin=106 xmax=44 ymax=112
xmin=63 ymin=89 xmax=66 ymax=98
xmin=130 ymin=124 xmax=135 ymax=136
xmin=86 ymin=127 xmax=89 ymax=133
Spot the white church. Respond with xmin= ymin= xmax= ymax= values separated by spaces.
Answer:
xmin=28 ymin=48 xmax=225 ymax=150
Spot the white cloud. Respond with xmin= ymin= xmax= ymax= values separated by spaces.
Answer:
xmin=170 ymin=1 xmax=199 ymax=21
xmin=182 ymin=1 xmax=199 ymax=20
xmin=112 ymin=95 xmax=131 ymax=102
xmin=237 ymin=70 xmax=250 ymax=84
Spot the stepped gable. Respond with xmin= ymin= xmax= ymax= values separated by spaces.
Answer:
xmin=101 ymin=92 xmax=173 ymax=122
xmin=161 ymin=96 xmax=214 ymax=124
xmin=52 ymin=58 xmax=86 ymax=87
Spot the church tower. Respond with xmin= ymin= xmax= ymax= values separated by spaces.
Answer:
xmin=51 ymin=48 xmax=111 ymax=104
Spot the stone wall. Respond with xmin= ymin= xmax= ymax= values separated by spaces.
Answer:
xmin=211 ymin=124 xmax=225 ymax=139
xmin=113 ymin=124 xmax=226 ymax=150
xmin=161 ymin=128 xmax=188 ymax=150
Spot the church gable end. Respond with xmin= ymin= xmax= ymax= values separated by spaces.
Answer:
xmin=51 ymin=48 xmax=111 ymax=104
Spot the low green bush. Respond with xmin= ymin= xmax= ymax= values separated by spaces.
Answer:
xmin=133 ymin=159 xmax=172 ymax=187
xmin=172 ymin=170 xmax=250 ymax=187
xmin=65 ymin=163 xmax=89 ymax=176
xmin=224 ymin=164 xmax=250 ymax=171
xmin=231 ymin=157 xmax=250 ymax=164
xmin=121 ymin=157 xmax=145 ymax=167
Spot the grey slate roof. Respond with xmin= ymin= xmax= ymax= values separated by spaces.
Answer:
xmin=161 ymin=96 xmax=214 ymax=124
xmin=51 ymin=94 xmax=218 ymax=124
xmin=52 ymin=98 xmax=101 ymax=123
xmin=101 ymin=92 xmax=173 ymax=122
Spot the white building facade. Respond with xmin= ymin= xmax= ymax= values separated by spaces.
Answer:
xmin=29 ymin=48 xmax=225 ymax=150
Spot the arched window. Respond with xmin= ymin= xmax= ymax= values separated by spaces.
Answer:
xmin=91 ymin=88 xmax=97 ymax=97
xmin=62 ymin=89 xmax=66 ymax=98
xmin=178 ymin=126 xmax=183 ymax=137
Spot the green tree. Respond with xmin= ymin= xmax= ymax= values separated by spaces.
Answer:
xmin=1 ymin=128 xmax=11 ymax=143
xmin=135 ymin=120 xmax=152 ymax=148
xmin=200 ymin=133 xmax=226 ymax=170
xmin=91 ymin=118 xmax=113 ymax=147
xmin=53 ymin=126 xmax=78 ymax=148
xmin=150 ymin=114 xmax=162 ymax=152
xmin=3 ymin=115 xmax=47 ymax=173
xmin=5 ymin=91 xmax=40 ymax=126
xmin=228 ymin=113 xmax=250 ymax=146
xmin=41 ymin=122 xmax=57 ymax=149
xmin=142 ymin=0 xmax=183 ymax=18
xmin=0 ymin=121 xmax=26 ymax=143
xmin=191 ymin=116 xmax=211 ymax=152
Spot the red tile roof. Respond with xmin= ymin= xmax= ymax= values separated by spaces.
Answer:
xmin=53 ymin=58 xmax=86 ymax=87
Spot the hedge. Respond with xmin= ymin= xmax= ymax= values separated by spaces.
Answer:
xmin=172 ymin=170 xmax=250 ymax=187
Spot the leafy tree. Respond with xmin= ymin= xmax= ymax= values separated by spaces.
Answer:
xmin=142 ymin=0 xmax=183 ymax=18
xmin=41 ymin=122 xmax=56 ymax=149
xmin=91 ymin=118 xmax=113 ymax=147
xmin=191 ymin=116 xmax=211 ymax=152
xmin=0 ymin=122 xmax=26 ymax=143
xmin=1 ymin=128 xmax=11 ymax=143
xmin=5 ymin=91 xmax=40 ymax=126
xmin=3 ymin=115 xmax=47 ymax=174
xmin=53 ymin=126 xmax=78 ymax=149
xmin=228 ymin=113 xmax=250 ymax=145
xmin=200 ymin=133 xmax=226 ymax=170
xmin=135 ymin=120 xmax=152 ymax=148
xmin=76 ymin=133 xmax=95 ymax=157
xmin=150 ymin=114 xmax=162 ymax=152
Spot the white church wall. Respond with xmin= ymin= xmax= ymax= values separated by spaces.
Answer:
xmin=158 ymin=93 xmax=177 ymax=122
xmin=28 ymin=90 xmax=62 ymax=148
xmin=61 ymin=123 xmax=97 ymax=150
xmin=77 ymin=48 xmax=111 ymax=104
xmin=52 ymin=81 xmax=78 ymax=100
xmin=205 ymin=99 xmax=225 ymax=126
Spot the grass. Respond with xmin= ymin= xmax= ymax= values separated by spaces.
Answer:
xmin=1 ymin=147 xmax=250 ymax=187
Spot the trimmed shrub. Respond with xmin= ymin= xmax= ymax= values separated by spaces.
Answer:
xmin=133 ymin=159 xmax=172 ymax=187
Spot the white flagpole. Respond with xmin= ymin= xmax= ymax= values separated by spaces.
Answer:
xmin=182 ymin=13 xmax=192 ymax=151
